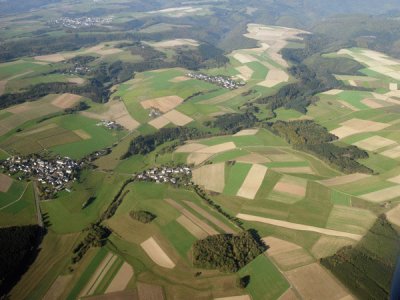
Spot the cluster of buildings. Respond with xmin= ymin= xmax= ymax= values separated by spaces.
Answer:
xmin=148 ymin=108 xmax=162 ymax=118
xmin=51 ymin=16 xmax=113 ymax=29
xmin=186 ymin=72 xmax=245 ymax=89
xmin=135 ymin=166 xmax=192 ymax=185
xmin=97 ymin=120 xmax=122 ymax=130
xmin=1 ymin=156 xmax=81 ymax=193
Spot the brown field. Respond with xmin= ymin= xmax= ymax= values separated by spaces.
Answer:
xmin=196 ymin=142 xmax=236 ymax=154
xmin=322 ymin=89 xmax=343 ymax=95
xmin=176 ymin=215 xmax=208 ymax=239
xmin=381 ymin=145 xmax=400 ymax=159
xmin=236 ymin=164 xmax=268 ymax=199
xmin=140 ymin=96 xmax=184 ymax=113
xmin=330 ymin=126 xmax=362 ymax=139
xmin=68 ymin=77 xmax=86 ymax=85
xmin=353 ymin=136 xmax=397 ymax=151
xmin=165 ymin=198 xmax=219 ymax=235
xmin=272 ymin=167 xmax=314 ymax=174
xmin=214 ymin=296 xmax=251 ymax=300
xmin=0 ymin=80 xmax=6 ymax=95
xmin=362 ymin=98 xmax=384 ymax=109
xmin=258 ymin=69 xmax=289 ymax=88
xmin=175 ymin=143 xmax=206 ymax=153
xmin=361 ymin=185 xmax=400 ymax=202
xmin=263 ymin=237 xmax=300 ymax=256
xmin=43 ymin=275 xmax=72 ymax=300
xmin=73 ymin=129 xmax=91 ymax=140
xmin=235 ymin=65 xmax=254 ymax=81
xmin=183 ymin=200 xmax=235 ymax=233
xmin=80 ymin=253 xmax=118 ymax=297
xmin=233 ymin=129 xmax=259 ymax=136
xmin=34 ymin=53 xmax=66 ymax=62
xmin=192 ymin=163 xmax=225 ymax=193
xmin=105 ymin=262 xmax=134 ymax=294
xmin=236 ymin=153 xmax=270 ymax=164
xmin=237 ymin=214 xmax=362 ymax=240
xmin=115 ymin=115 xmax=140 ymax=131
xmin=279 ymin=289 xmax=299 ymax=300
xmin=232 ymin=52 xmax=257 ymax=64
xmin=187 ymin=152 xmax=213 ymax=165
xmin=169 ymin=76 xmax=190 ymax=83
xmin=51 ymin=93 xmax=82 ymax=109
xmin=0 ymin=173 xmax=13 ymax=192
xmin=140 ymin=237 xmax=176 ymax=269
xmin=285 ymin=263 xmax=353 ymax=300
xmin=137 ymin=282 xmax=165 ymax=300
xmin=311 ymin=236 xmax=356 ymax=259
xmin=338 ymin=100 xmax=359 ymax=111
xmin=148 ymin=116 xmax=170 ymax=129
xmin=272 ymin=176 xmax=307 ymax=197
xmin=386 ymin=204 xmax=400 ymax=227
xmin=331 ymin=118 xmax=391 ymax=139
xmin=149 ymin=39 xmax=199 ymax=48
xmin=388 ymin=175 xmax=400 ymax=184
xmin=88 ymin=291 xmax=138 ymax=300
xmin=163 ymin=110 xmax=193 ymax=126
xmin=319 ymin=173 xmax=370 ymax=186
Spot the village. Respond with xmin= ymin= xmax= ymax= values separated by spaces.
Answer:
xmin=1 ymin=156 xmax=81 ymax=196
xmin=186 ymin=72 xmax=245 ymax=89
xmin=50 ymin=16 xmax=113 ymax=29
xmin=135 ymin=165 xmax=192 ymax=185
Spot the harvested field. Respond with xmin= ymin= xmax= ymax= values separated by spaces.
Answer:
xmin=80 ymin=253 xmax=117 ymax=297
xmin=236 ymin=153 xmax=270 ymax=164
xmin=330 ymin=126 xmax=361 ymax=139
xmin=388 ymin=175 xmax=400 ymax=184
xmin=279 ymin=289 xmax=299 ymax=300
xmin=150 ymin=39 xmax=199 ymax=48
xmin=311 ymin=236 xmax=355 ymax=259
xmin=73 ymin=129 xmax=91 ymax=140
xmin=163 ymin=110 xmax=193 ymax=126
xmin=233 ymin=53 xmax=257 ymax=64
xmin=88 ymin=291 xmax=138 ymax=300
xmin=361 ymin=185 xmax=400 ymax=202
xmin=338 ymin=101 xmax=359 ymax=111
xmin=263 ymin=237 xmax=301 ymax=256
xmin=34 ymin=53 xmax=66 ymax=62
xmin=214 ymin=296 xmax=251 ymax=300
xmin=68 ymin=77 xmax=85 ymax=84
xmin=319 ymin=173 xmax=370 ymax=186
xmin=258 ymin=69 xmax=289 ymax=88
xmin=285 ymin=263 xmax=352 ymax=300
xmin=381 ymin=145 xmax=400 ymax=159
xmin=51 ymin=93 xmax=81 ymax=109
xmin=272 ymin=167 xmax=314 ymax=174
xmin=272 ymin=176 xmax=307 ymax=197
xmin=148 ymin=116 xmax=170 ymax=129
xmin=192 ymin=163 xmax=225 ymax=193
xmin=183 ymin=200 xmax=235 ymax=233
xmin=140 ymin=237 xmax=175 ymax=269
xmin=322 ymin=89 xmax=343 ymax=95
xmin=237 ymin=214 xmax=362 ymax=240
xmin=115 ymin=115 xmax=140 ymax=131
xmin=233 ymin=129 xmax=259 ymax=136
xmin=187 ymin=152 xmax=213 ymax=165
xmin=267 ymin=154 xmax=302 ymax=162
xmin=175 ymin=143 xmax=206 ymax=153
xmin=331 ymin=118 xmax=392 ymax=139
xmin=176 ymin=215 xmax=208 ymax=239
xmin=196 ymin=142 xmax=236 ymax=154
xmin=235 ymin=65 xmax=254 ymax=81
xmin=137 ymin=282 xmax=165 ymax=300
xmin=165 ymin=198 xmax=218 ymax=235
xmin=140 ymin=96 xmax=183 ymax=113
xmin=236 ymin=164 xmax=268 ymax=199
xmin=43 ymin=275 xmax=72 ymax=300
xmin=0 ymin=174 xmax=13 ymax=192
xmin=362 ymin=98 xmax=384 ymax=109
xmin=353 ymin=136 xmax=397 ymax=151
xmin=386 ymin=204 xmax=400 ymax=227
xmin=105 ymin=262 xmax=134 ymax=294
xmin=169 ymin=76 xmax=190 ymax=83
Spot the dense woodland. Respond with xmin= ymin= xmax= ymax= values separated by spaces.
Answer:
xmin=268 ymin=120 xmax=373 ymax=174
xmin=0 ymin=225 xmax=43 ymax=297
xmin=321 ymin=216 xmax=400 ymax=300
xmin=129 ymin=210 xmax=156 ymax=223
xmin=192 ymin=230 xmax=266 ymax=273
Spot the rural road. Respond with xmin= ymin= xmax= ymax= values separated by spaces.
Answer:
xmin=237 ymin=213 xmax=363 ymax=241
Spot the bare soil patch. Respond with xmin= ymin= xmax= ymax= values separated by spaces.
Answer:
xmin=141 ymin=96 xmax=183 ymax=113
xmin=192 ymin=163 xmax=225 ymax=193
xmin=258 ymin=69 xmax=289 ymax=88
xmin=137 ymin=282 xmax=165 ymax=300
xmin=150 ymin=39 xmax=199 ymax=48
xmin=176 ymin=215 xmax=208 ymax=239
xmin=235 ymin=65 xmax=254 ymax=81
xmin=51 ymin=93 xmax=81 ymax=109
xmin=237 ymin=214 xmax=362 ymax=240
xmin=35 ymin=53 xmax=66 ymax=62
xmin=164 ymin=110 xmax=193 ymax=126
xmin=105 ymin=262 xmax=134 ymax=294
xmin=322 ymin=89 xmax=343 ymax=95
xmin=175 ymin=143 xmax=206 ymax=153
xmin=279 ymin=289 xmax=299 ymax=300
xmin=353 ymin=136 xmax=397 ymax=151
xmin=0 ymin=174 xmax=13 ymax=192
xmin=233 ymin=52 xmax=257 ymax=64
xmin=388 ymin=175 xmax=400 ymax=184
xmin=386 ymin=204 xmax=400 ymax=227
xmin=43 ymin=275 xmax=72 ymax=300
xmin=68 ymin=77 xmax=86 ymax=85
xmin=196 ymin=142 xmax=236 ymax=154
xmin=381 ymin=145 xmax=400 ymax=159
xmin=148 ymin=116 xmax=170 ymax=129
xmin=233 ymin=129 xmax=259 ymax=136
xmin=236 ymin=153 xmax=270 ymax=164
xmin=236 ymin=164 xmax=268 ymax=199
xmin=140 ymin=237 xmax=175 ymax=269
xmin=285 ymin=263 xmax=352 ymax=300
xmin=319 ymin=173 xmax=370 ymax=187
xmin=187 ymin=152 xmax=213 ymax=165
xmin=361 ymin=185 xmax=400 ymax=202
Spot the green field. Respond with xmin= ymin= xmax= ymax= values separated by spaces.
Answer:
xmin=223 ymin=162 xmax=252 ymax=195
